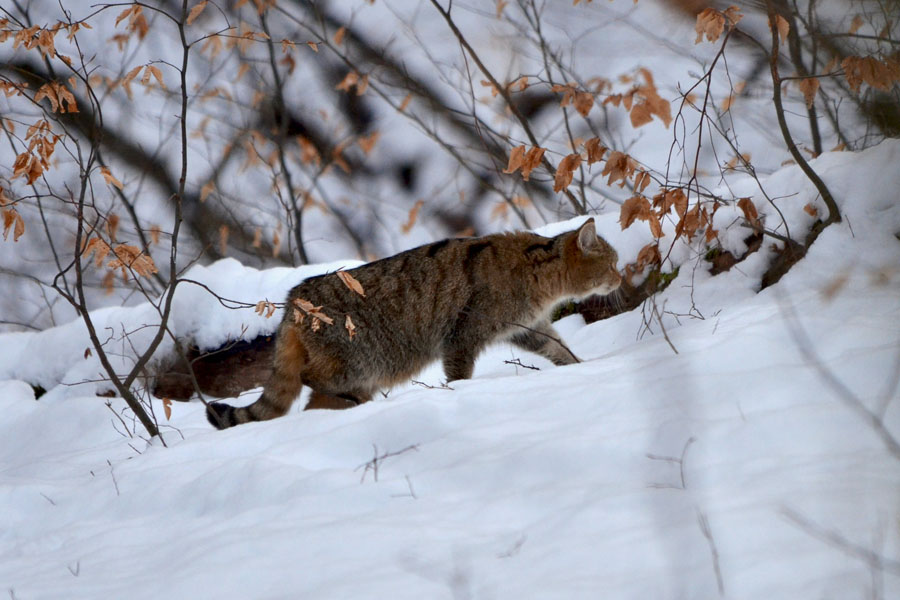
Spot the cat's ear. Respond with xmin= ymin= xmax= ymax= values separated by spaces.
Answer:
xmin=575 ymin=218 xmax=598 ymax=252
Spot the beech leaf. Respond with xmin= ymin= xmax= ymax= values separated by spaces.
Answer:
xmin=619 ymin=195 xmax=651 ymax=230
xmin=773 ymin=15 xmax=790 ymax=45
xmin=402 ymin=199 xmax=424 ymax=234
xmin=648 ymin=213 xmax=663 ymax=238
xmin=797 ymin=77 xmax=819 ymax=108
xmin=503 ymin=145 xmax=526 ymax=174
xmin=345 ymin=314 xmax=357 ymax=340
xmin=521 ymin=147 xmax=545 ymax=181
xmin=337 ymin=270 xmax=366 ymax=297
xmin=2 ymin=208 xmax=25 ymax=242
xmin=293 ymin=297 xmax=334 ymax=326
xmin=584 ymin=138 xmax=607 ymax=165
xmin=187 ymin=1 xmax=207 ymax=25
xmin=695 ymin=8 xmax=725 ymax=43
xmin=100 ymin=166 xmax=123 ymax=190
xmin=553 ymin=153 xmax=581 ymax=193
xmin=737 ymin=197 xmax=759 ymax=225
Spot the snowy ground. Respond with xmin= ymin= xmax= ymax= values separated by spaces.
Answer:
xmin=1 ymin=142 xmax=899 ymax=598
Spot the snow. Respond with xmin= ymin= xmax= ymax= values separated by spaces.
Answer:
xmin=1 ymin=142 xmax=899 ymax=598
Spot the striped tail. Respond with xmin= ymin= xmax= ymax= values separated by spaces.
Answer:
xmin=206 ymin=326 xmax=306 ymax=430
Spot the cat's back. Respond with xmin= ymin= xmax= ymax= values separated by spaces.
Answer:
xmin=287 ymin=232 xmax=548 ymax=336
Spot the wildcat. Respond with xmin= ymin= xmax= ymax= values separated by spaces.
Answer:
xmin=207 ymin=218 xmax=620 ymax=429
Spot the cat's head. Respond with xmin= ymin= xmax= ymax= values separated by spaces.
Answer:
xmin=562 ymin=218 xmax=622 ymax=298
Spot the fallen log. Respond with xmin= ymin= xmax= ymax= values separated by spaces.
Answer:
xmin=153 ymin=335 xmax=275 ymax=401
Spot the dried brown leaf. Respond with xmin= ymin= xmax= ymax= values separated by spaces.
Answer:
xmin=636 ymin=170 xmax=653 ymax=193
xmin=115 ymin=6 xmax=136 ymax=27
xmin=402 ymin=199 xmax=424 ymax=234
xmin=629 ymin=103 xmax=653 ymax=128
xmin=146 ymin=65 xmax=166 ymax=90
xmin=187 ymin=1 xmax=207 ymax=25
xmin=102 ymin=269 xmax=115 ymax=295
xmin=601 ymin=151 xmax=636 ymax=186
xmin=100 ymin=166 xmax=123 ymax=190
xmin=584 ymin=138 xmax=607 ymax=165
xmin=108 ymin=244 xmax=158 ymax=277
xmin=335 ymin=71 xmax=359 ymax=92
xmin=737 ymin=197 xmax=759 ymax=225
xmin=503 ymin=145 xmax=526 ymax=174
xmin=357 ymin=131 xmax=379 ymax=155
xmin=521 ymin=147 xmax=545 ymax=181
xmin=553 ymin=153 xmax=581 ymax=192
xmin=773 ymin=14 xmax=789 ymax=46
xmin=677 ymin=205 xmax=702 ymax=240
xmin=219 ymin=224 xmax=228 ymax=255
xmin=481 ymin=79 xmax=499 ymax=98
xmin=574 ymin=91 xmax=594 ymax=117
xmin=345 ymin=314 xmax=357 ymax=340
xmin=721 ymin=92 xmax=735 ymax=112
xmin=2 ymin=208 xmax=25 ymax=242
xmin=695 ymin=8 xmax=725 ymax=43
xmin=841 ymin=55 xmax=900 ymax=93
xmin=200 ymin=180 xmax=215 ymax=202
xmin=272 ymin=230 xmax=281 ymax=257
xmin=619 ymin=195 xmax=651 ymax=230
xmin=669 ymin=188 xmax=688 ymax=219
xmin=648 ymin=213 xmax=663 ymax=238
xmin=107 ymin=213 xmax=120 ymax=242
xmin=293 ymin=297 xmax=334 ymax=326
xmin=551 ymin=83 xmax=578 ymax=108
xmin=337 ymin=270 xmax=366 ymax=297
xmin=723 ymin=5 xmax=743 ymax=27
xmin=356 ymin=74 xmax=369 ymax=96
xmin=797 ymin=76 xmax=819 ymax=108
xmin=34 ymin=83 xmax=59 ymax=112
xmin=636 ymin=243 xmax=661 ymax=268
xmin=12 ymin=152 xmax=43 ymax=184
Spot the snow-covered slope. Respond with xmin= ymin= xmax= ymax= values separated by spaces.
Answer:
xmin=1 ymin=142 xmax=898 ymax=598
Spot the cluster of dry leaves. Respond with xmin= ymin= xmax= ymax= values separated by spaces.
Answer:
xmin=696 ymin=6 xmax=899 ymax=110
xmin=548 ymin=69 xmax=672 ymax=130
xmin=1 ymin=185 xmax=24 ymax=242
xmin=841 ymin=55 xmax=900 ymax=94
xmin=603 ymin=69 xmax=672 ymax=129
xmin=503 ymin=136 xmax=644 ymax=195
xmin=276 ymin=270 xmax=366 ymax=341
xmin=694 ymin=5 xmax=743 ymax=44
xmin=10 ymin=120 xmax=59 ymax=187
xmin=82 ymin=236 xmax=159 ymax=293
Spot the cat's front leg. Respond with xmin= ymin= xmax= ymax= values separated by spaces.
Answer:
xmin=509 ymin=319 xmax=581 ymax=366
